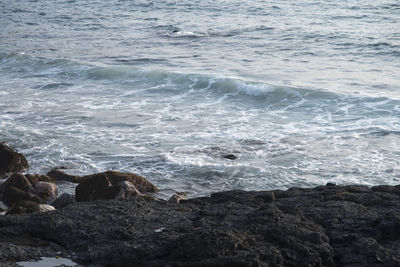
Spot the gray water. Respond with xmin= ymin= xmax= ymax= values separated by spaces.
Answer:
xmin=1 ymin=0 xmax=399 ymax=197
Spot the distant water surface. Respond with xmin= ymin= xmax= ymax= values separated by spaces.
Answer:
xmin=1 ymin=0 xmax=399 ymax=197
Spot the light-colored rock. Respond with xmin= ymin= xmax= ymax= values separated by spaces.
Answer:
xmin=35 ymin=181 xmax=58 ymax=203
xmin=38 ymin=204 xmax=56 ymax=212
xmin=115 ymin=181 xmax=141 ymax=200
xmin=168 ymin=192 xmax=187 ymax=203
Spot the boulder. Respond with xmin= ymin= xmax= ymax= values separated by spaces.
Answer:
xmin=46 ymin=168 xmax=81 ymax=183
xmin=3 ymin=186 xmax=42 ymax=207
xmin=0 ymin=143 xmax=29 ymax=173
xmin=34 ymin=181 xmax=58 ymax=204
xmin=51 ymin=193 xmax=75 ymax=209
xmin=75 ymin=173 xmax=111 ymax=202
xmin=6 ymin=200 xmax=54 ymax=215
xmin=76 ymin=171 xmax=158 ymax=202
xmin=0 ymin=173 xmax=35 ymax=197
xmin=82 ymin=171 xmax=158 ymax=193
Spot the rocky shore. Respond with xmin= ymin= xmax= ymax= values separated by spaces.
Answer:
xmin=1 ymin=143 xmax=400 ymax=266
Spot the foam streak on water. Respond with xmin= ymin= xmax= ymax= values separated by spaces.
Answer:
xmin=0 ymin=0 xmax=399 ymax=197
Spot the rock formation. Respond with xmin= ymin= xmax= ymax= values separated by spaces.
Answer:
xmin=75 ymin=171 xmax=158 ymax=202
xmin=2 ymin=184 xmax=400 ymax=266
xmin=0 ymin=143 xmax=29 ymax=174
xmin=1 ymin=143 xmax=400 ymax=266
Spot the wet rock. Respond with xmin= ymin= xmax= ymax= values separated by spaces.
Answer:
xmin=46 ymin=168 xmax=81 ymax=183
xmin=51 ymin=193 xmax=75 ymax=209
xmin=76 ymin=171 xmax=158 ymax=202
xmin=75 ymin=172 xmax=111 ymax=202
xmin=0 ymin=143 xmax=29 ymax=173
xmin=34 ymin=181 xmax=58 ymax=204
xmin=76 ymin=180 xmax=142 ymax=202
xmin=3 ymin=186 xmax=42 ymax=206
xmin=0 ymin=173 xmax=35 ymax=198
xmin=81 ymin=171 xmax=158 ymax=193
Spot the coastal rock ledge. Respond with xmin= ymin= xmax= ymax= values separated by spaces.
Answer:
xmin=2 ymin=184 xmax=400 ymax=266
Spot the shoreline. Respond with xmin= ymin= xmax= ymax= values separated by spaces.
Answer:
xmin=1 ymin=143 xmax=400 ymax=266
xmin=2 ymin=183 xmax=400 ymax=266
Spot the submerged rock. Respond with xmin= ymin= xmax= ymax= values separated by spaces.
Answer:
xmin=0 ymin=143 xmax=29 ymax=173
xmin=223 ymin=154 xmax=237 ymax=160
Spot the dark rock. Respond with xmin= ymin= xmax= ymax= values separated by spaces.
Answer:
xmin=0 ymin=143 xmax=29 ymax=173
xmin=372 ymin=185 xmax=400 ymax=195
xmin=76 ymin=171 xmax=158 ymax=202
xmin=51 ymin=193 xmax=75 ymax=209
xmin=0 ymin=232 xmax=70 ymax=263
xmin=82 ymin=171 xmax=158 ymax=192
xmin=0 ymin=173 xmax=35 ymax=197
xmin=3 ymin=186 xmax=42 ymax=206
xmin=2 ymin=184 xmax=400 ymax=266
xmin=0 ymin=173 xmax=57 ymax=207
xmin=75 ymin=172 xmax=111 ymax=202
xmin=223 ymin=154 xmax=237 ymax=160
xmin=46 ymin=168 xmax=81 ymax=183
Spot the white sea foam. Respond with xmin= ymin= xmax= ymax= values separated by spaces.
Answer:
xmin=1 ymin=51 xmax=400 ymax=197
xmin=236 ymin=82 xmax=275 ymax=96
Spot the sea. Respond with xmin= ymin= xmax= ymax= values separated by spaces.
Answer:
xmin=1 ymin=0 xmax=399 ymax=198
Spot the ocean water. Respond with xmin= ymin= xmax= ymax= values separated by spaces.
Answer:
xmin=1 ymin=0 xmax=399 ymax=197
